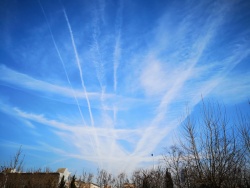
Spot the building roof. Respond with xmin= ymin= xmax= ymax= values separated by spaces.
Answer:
xmin=57 ymin=168 xmax=67 ymax=173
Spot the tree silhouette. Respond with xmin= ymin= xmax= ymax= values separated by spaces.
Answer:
xmin=142 ymin=175 xmax=150 ymax=188
xmin=165 ymin=170 xmax=173 ymax=188
xmin=58 ymin=175 xmax=65 ymax=188
xmin=70 ymin=175 xmax=76 ymax=188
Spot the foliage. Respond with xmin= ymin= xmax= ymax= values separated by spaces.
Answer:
xmin=165 ymin=170 xmax=173 ymax=188
xmin=58 ymin=175 xmax=66 ymax=188
xmin=96 ymin=169 xmax=114 ymax=187
xmin=70 ymin=175 xmax=77 ymax=188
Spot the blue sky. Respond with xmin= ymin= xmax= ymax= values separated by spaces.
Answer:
xmin=0 ymin=0 xmax=250 ymax=175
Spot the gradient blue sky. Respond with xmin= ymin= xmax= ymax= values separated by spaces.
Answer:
xmin=0 ymin=0 xmax=250 ymax=175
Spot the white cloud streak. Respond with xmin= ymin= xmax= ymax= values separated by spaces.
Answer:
xmin=113 ymin=0 xmax=123 ymax=93
xmin=0 ymin=64 xmax=145 ymax=117
xmin=90 ymin=2 xmax=111 ymax=129
xmin=62 ymin=9 xmax=95 ymax=127
xmin=0 ymin=65 xmax=112 ymax=100
xmin=91 ymin=5 xmax=105 ymax=90
xmin=1 ymin=0 xmax=249 ymax=175
xmin=0 ymin=102 xmax=143 ymax=172
xmin=132 ymin=0 xmax=242 ymax=161
xmin=38 ymin=1 xmax=86 ymax=126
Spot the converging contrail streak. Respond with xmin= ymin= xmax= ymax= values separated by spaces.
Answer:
xmin=38 ymin=1 xmax=100 ymax=166
xmin=63 ymin=9 xmax=94 ymax=126
xmin=111 ymin=0 xmax=123 ymax=161
xmin=91 ymin=8 xmax=105 ymax=91
xmin=133 ymin=1 xmax=232 ymax=158
xmin=38 ymin=0 xmax=86 ymax=126
xmin=91 ymin=4 xmax=113 ymax=169
xmin=91 ymin=6 xmax=110 ymax=119
xmin=90 ymin=2 xmax=106 ymax=122
xmin=113 ymin=0 xmax=123 ymax=93
xmin=62 ymin=8 xmax=103 ymax=168
xmin=113 ymin=36 xmax=120 ymax=93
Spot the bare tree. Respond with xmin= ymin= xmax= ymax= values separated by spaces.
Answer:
xmin=10 ymin=145 xmax=25 ymax=172
xmin=177 ymin=101 xmax=246 ymax=188
xmin=237 ymin=109 xmax=250 ymax=188
xmin=1 ymin=145 xmax=25 ymax=173
xmin=80 ymin=170 xmax=94 ymax=183
xmin=163 ymin=146 xmax=184 ymax=188
xmin=164 ymin=169 xmax=173 ymax=188
xmin=113 ymin=172 xmax=129 ymax=188
xmin=238 ymin=110 xmax=250 ymax=155
xmin=131 ymin=169 xmax=143 ymax=188
xmin=131 ymin=167 xmax=166 ymax=188
xmin=96 ymin=169 xmax=114 ymax=188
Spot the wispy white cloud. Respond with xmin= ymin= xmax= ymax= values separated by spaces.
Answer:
xmin=38 ymin=1 xmax=86 ymax=125
xmin=0 ymin=102 xmax=144 ymax=172
xmin=91 ymin=2 xmax=105 ymax=90
xmin=212 ymin=73 xmax=250 ymax=103
xmin=0 ymin=140 xmax=48 ymax=153
xmin=1 ymin=0 xmax=249 ymax=176
xmin=0 ymin=64 xmax=146 ymax=116
xmin=97 ymin=0 xmax=106 ymax=26
xmin=113 ymin=0 xmax=123 ymax=93
xmin=131 ymin=0 xmax=245 ymax=162
xmin=89 ymin=3 xmax=114 ymax=160
xmin=63 ymin=9 xmax=95 ymax=127
xmin=0 ymin=65 xmax=109 ymax=100
xmin=140 ymin=56 xmax=178 ymax=96
xmin=0 ymin=100 xmax=36 ymax=130
xmin=63 ymin=6 xmax=108 ymax=168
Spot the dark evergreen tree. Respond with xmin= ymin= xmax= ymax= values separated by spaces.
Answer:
xmin=165 ymin=170 xmax=173 ymax=188
xmin=70 ymin=175 xmax=77 ymax=188
xmin=58 ymin=175 xmax=65 ymax=188
xmin=142 ymin=176 xmax=150 ymax=188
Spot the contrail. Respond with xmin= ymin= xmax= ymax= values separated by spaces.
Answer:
xmin=91 ymin=5 xmax=110 ymax=119
xmin=38 ymin=1 xmax=99 ymax=169
xmin=91 ymin=8 xmax=105 ymax=90
xmin=113 ymin=0 xmax=123 ymax=92
xmin=113 ymin=35 xmax=120 ymax=93
xmin=62 ymin=7 xmax=103 ymax=168
xmin=38 ymin=0 xmax=86 ymax=126
xmin=90 ymin=4 xmax=112 ymax=169
xmin=62 ymin=9 xmax=95 ymax=126
xmin=112 ymin=0 xmax=123 ymax=160
xmin=98 ymin=0 xmax=106 ymax=25
xmin=132 ymin=0 xmax=229 ymax=158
